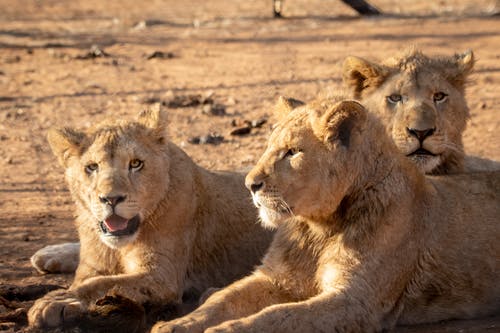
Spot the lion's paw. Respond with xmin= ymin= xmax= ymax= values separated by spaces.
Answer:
xmin=28 ymin=290 xmax=84 ymax=328
xmin=206 ymin=320 xmax=249 ymax=333
xmin=151 ymin=318 xmax=204 ymax=333
xmin=31 ymin=242 xmax=80 ymax=274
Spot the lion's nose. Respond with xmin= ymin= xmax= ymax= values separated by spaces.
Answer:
xmin=99 ymin=195 xmax=126 ymax=207
xmin=407 ymin=127 xmax=435 ymax=143
xmin=249 ymin=182 xmax=264 ymax=194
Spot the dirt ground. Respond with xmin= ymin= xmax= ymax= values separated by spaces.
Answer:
xmin=0 ymin=0 xmax=499 ymax=332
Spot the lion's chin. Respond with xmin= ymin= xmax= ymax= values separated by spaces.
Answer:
xmin=98 ymin=214 xmax=141 ymax=249
xmin=407 ymin=153 xmax=441 ymax=173
xmin=258 ymin=207 xmax=289 ymax=229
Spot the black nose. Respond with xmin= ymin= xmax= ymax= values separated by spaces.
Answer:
xmin=99 ymin=195 xmax=126 ymax=207
xmin=407 ymin=127 xmax=435 ymax=143
xmin=250 ymin=182 xmax=264 ymax=193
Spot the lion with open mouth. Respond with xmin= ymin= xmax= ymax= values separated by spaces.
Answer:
xmin=28 ymin=106 xmax=272 ymax=329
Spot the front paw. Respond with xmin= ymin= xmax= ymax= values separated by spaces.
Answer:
xmin=206 ymin=320 xmax=250 ymax=333
xmin=151 ymin=317 xmax=204 ymax=333
xmin=28 ymin=290 xmax=84 ymax=328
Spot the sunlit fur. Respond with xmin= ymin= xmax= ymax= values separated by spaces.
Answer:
xmin=343 ymin=48 xmax=499 ymax=174
xmin=152 ymin=97 xmax=499 ymax=333
xmin=28 ymin=107 xmax=273 ymax=329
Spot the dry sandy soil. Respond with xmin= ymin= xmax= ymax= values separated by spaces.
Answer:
xmin=0 ymin=0 xmax=499 ymax=332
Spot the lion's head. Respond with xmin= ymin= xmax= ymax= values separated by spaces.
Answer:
xmin=245 ymin=97 xmax=385 ymax=228
xmin=343 ymin=49 xmax=474 ymax=174
xmin=48 ymin=106 xmax=170 ymax=248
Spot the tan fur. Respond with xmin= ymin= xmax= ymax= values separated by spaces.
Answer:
xmin=152 ymin=98 xmax=500 ymax=333
xmin=343 ymin=49 xmax=500 ymax=174
xmin=28 ymin=107 xmax=272 ymax=328
xmin=31 ymin=242 xmax=80 ymax=274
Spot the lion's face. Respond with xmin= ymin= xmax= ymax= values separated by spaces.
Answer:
xmin=48 ymin=108 xmax=169 ymax=248
xmin=343 ymin=50 xmax=474 ymax=174
xmin=245 ymin=99 xmax=366 ymax=228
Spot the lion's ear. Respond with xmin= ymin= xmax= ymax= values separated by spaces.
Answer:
xmin=447 ymin=50 xmax=474 ymax=87
xmin=456 ymin=50 xmax=474 ymax=74
xmin=273 ymin=96 xmax=305 ymax=120
xmin=47 ymin=128 xmax=86 ymax=167
xmin=316 ymin=100 xmax=367 ymax=148
xmin=342 ymin=56 xmax=388 ymax=99
xmin=138 ymin=103 xmax=168 ymax=143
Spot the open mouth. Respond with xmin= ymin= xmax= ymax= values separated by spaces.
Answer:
xmin=407 ymin=148 xmax=436 ymax=157
xmin=99 ymin=214 xmax=140 ymax=237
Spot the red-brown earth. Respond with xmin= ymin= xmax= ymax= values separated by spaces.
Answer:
xmin=0 ymin=0 xmax=499 ymax=332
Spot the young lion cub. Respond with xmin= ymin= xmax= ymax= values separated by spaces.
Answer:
xmin=152 ymin=98 xmax=499 ymax=333
xmin=28 ymin=107 xmax=272 ymax=329
xmin=343 ymin=49 xmax=500 ymax=174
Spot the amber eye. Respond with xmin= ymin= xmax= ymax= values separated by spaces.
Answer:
xmin=129 ymin=159 xmax=144 ymax=171
xmin=85 ymin=163 xmax=99 ymax=174
xmin=433 ymin=92 xmax=448 ymax=103
xmin=387 ymin=94 xmax=402 ymax=104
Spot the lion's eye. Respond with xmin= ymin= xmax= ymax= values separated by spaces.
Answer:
xmin=387 ymin=94 xmax=402 ymax=104
xmin=433 ymin=92 xmax=448 ymax=103
xmin=85 ymin=163 xmax=99 ymax=174
xmin=129 ymin=159 xmax=144 ymax=171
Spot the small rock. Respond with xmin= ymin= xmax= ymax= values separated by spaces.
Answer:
xmin=132 ymin=20 xmax=147 ymax=30
xmin=188 ymin=134 xmax=224 ymax=145
xmin=250 ymin=118 xmax=267 ymax=128
xmin=226 ymin=96 xmax=237 ymax=106
xmin=164 ymin=94 xmax=206 ymax=108
xmin=132 ymin=19 xmax=166 ymax=30
xmin=202 ymin=103 xmax=226 ymax=116
xmin=230 ymin=126 xmax=251 ymax=136
xmin=146 ymin=51 xmax=175 ymax=60
xmin=75 ymin=45 xmax=110 ymax=60
xmin=231 ymin=118 xmax=267 ymax=129
xmin=140 ymin=96 xmax=161 ymax=104
xmin=0 ymin=96 xmax=15 ymax=102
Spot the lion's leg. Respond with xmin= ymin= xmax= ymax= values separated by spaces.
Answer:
xmin=72 ymin=273 xmax=179 ymax=303
xmin=205 ymin=291 xmax=382 ymax=333
xmin=152 ymin=271 xmax=291 ymax=333
xmin=31 ymin=242 xmax=80 ymax=274
xmin=29 ymin=272 xmax=179 ymax=328
xmin=29 ymin=230 xmax=192 ymax=329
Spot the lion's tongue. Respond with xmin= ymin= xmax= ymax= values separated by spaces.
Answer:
xmin=104 ymin=215 xmax=129 ymax=232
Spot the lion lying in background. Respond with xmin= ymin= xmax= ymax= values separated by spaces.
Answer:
xmin=28 ymin=107 xmax=272 ymax=329
xmin=152 ymin=97 xmax=499 ymax=333
xmin=343 ymin=48 xmax=500 ymax=174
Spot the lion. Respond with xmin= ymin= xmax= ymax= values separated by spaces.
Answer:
xmin=151 ymin=97 xmax=500 ymax=333
xmin=28 ymin=106 xmax=273 ymax=329
xmin=342 ymin=49 xmax=500 ymax=174
xmin=31 ymin=49 xmax=499 ymax=275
